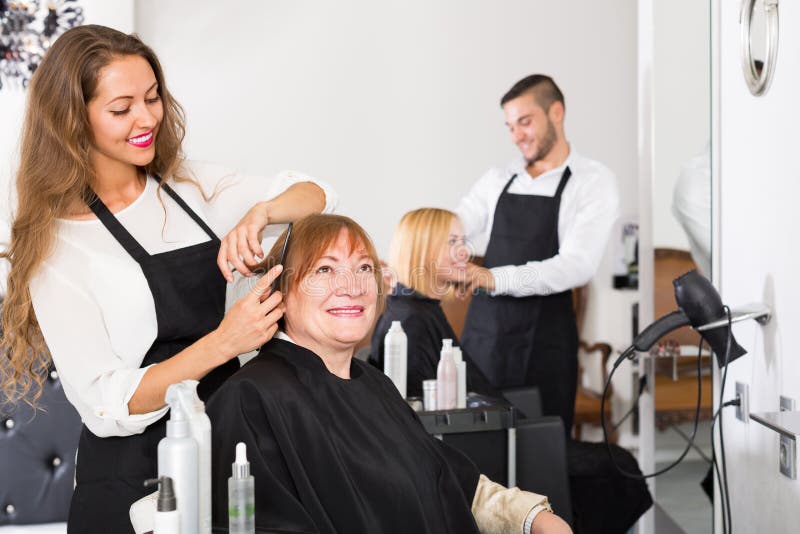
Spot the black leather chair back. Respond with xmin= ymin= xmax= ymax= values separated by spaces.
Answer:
xmin=1 ymin=365 xmax=81 ymax=525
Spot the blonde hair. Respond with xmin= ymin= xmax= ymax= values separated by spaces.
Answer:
xmin=1 ymin=25 xmax=190 ymax=408
xmin=388 ymin=208 xmax=457 ymax=298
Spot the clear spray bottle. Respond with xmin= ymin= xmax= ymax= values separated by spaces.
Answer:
xmin=229 ymin=442 xmax=255 ymax=534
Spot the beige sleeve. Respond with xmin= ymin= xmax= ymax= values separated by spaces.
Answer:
xmin=471 ymin=474 xmax=551 ymax=534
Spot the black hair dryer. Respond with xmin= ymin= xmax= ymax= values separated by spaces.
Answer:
xmin=633 ymin=270 xmax=751 ymax=366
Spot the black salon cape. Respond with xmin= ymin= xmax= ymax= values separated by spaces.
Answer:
xmin=207 ymin=338 xmax=481 ymax=534
xmin=369 ymin=284 xmax=498 ymax=398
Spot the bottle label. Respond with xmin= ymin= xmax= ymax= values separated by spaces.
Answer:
xmin=229 ymin=503 xmax=255 ymax=528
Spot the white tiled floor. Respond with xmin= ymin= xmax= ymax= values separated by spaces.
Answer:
xmin=654 ymin=421 xmax=714 ymax=534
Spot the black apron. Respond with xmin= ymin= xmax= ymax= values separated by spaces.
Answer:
xmin=461 ymin=167 xmax=578 ymax=432
xmin=68 ymin=177 xmax=239 ymax=534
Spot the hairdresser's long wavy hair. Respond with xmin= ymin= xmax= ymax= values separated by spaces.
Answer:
xmin=0 ymin=25 xmax=190 ymax=408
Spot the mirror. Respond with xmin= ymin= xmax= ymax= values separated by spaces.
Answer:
xmin=740 ymin=0 xmax=779 ymax=96
xmin=648 ymin=0 xmax=713 ymax=532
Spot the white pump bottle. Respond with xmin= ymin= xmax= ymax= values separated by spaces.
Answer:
xmin=159 ymin=384 xmax=199 ymax=534
xmin=384 ymin=321 xmax=408 ymax=398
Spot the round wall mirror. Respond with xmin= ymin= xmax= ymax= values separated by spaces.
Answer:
xmin=740 ymin=0 xmax=779 ymax=96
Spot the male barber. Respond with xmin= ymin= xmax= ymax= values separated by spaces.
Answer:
xmin=457 ymin=74 xmax=619 ymax=433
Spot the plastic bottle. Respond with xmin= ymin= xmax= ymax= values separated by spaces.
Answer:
xmin=453 ymin=346 xmax=467 ymax=409
xmin=383 ymin=321 xmax=408 ymax=398
xmin=144 ymin=476 xmax=180 ymax=534
xmin=437 ymin=339 xmax=457 ymax=410
xmin=159 ymin=384 xmax=199 ymax=534
xmin=229 ymin=442 xmax=255 ymax=534
xmin=173 ymin=380 xmax=212 ymax=534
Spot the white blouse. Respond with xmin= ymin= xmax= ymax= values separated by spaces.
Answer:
xmin=455 ymin=149 xmax=620 ymax=297
xmin=28 ymin=161 xmax=337 ymax=438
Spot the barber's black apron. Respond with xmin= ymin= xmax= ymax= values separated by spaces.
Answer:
xmin=461 ymin=167 xmax=578 ymax=433
xmin=68 ymin=177 xmax=239 ymax=534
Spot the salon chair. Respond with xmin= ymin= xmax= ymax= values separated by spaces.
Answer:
xmin=0 ymin=363 xmax=81 ymax=526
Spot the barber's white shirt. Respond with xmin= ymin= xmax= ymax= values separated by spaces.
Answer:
xmin=456 ymin=149 xmax=619 ymax=297
xmin=28 ymin=161 xmax=337 ymax=438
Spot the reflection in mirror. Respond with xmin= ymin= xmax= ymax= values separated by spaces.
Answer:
xmin=651 ymin=0 xmax=713 ymax=532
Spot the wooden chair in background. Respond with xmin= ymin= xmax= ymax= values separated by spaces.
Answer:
xmin=571 ymin=285 xmax=616 ymax=442
xmin=652 ymin=248 xmax=713 ymax=430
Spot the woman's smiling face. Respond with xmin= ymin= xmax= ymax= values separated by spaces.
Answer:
xmin=284 ymin=229 xmax=379 ymax=352
xmin=86 ymin=54 xmax=163 ymax=174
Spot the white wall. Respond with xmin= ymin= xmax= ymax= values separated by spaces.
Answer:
xmin=134 ymin=0 xmax=639 ymax=376
xmin=0 ymin=1 xmax=135 ymax=205
xmin=134 ymin=1 xmax=638 ymax=257
xmin=715 ymin=0 xmax=800 ymax=531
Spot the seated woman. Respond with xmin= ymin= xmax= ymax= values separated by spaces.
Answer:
xmin=369 ymin=208 xmax=497 ymax=398
xmin=207 ymin=214 xmax=571 ymax=534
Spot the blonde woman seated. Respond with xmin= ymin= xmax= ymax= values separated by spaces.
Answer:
xmin=207 ymin=214 xmax=571 ymax=534
xmin=369 ymin=208 xmax=497 ymax=399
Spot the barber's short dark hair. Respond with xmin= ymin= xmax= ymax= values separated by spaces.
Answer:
xmin=501 ymin=74 xmax=565 ymax=111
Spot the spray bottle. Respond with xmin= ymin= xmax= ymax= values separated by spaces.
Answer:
xmin=383 ymin=321 xmax=408 ymax=398
xmin=173 ymin=380 xmax=212 ymax=534
xmin=229 ymin=442 xmax=255 ymax=534
xmin=437 ymin=339 xmax=457 ymax=410
xmin=159 ymin=384 xmax=199 ymax=534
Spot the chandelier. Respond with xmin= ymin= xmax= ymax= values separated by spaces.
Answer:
xmin=0 ymin=0 xmax=84 ymax=91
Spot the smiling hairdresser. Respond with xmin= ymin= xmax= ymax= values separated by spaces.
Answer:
xmin=0 ymin=25 xmax=335 ymax=533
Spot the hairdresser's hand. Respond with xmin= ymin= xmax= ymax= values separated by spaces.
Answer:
xmin=218 ymin=201 xmax=271 ymax=281
xmin=531 ymin=511 xmax=572 ymax=534
xmin=211 ymin=265 xmax=283 ymax=360
xmin=436 ymin=264 xmax=469 ymax=300
xmin=443 ymin=262 xmax=494 ymax=299
xmin=465 ymin=263 xmax=495 ymax=293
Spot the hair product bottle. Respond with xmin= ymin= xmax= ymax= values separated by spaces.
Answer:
xmin=143 ymin=476 xmax=180 ymax=534
xmin=437 ymin=339 xmax=457 ymax=410
xmin=452 ymin=346 xmax=467 ymax=409
xmin=383 ymin=321 xmax=408 ymax=398
xmin=173 ymin=380 xmax=212 ymax=534
xmin=159 ymin=385 xmax=199 ymax=534
xmin=422 ymin=379 xmax=437 ymax=411
xmin=228 ymin=442 xmax=255 ymax=534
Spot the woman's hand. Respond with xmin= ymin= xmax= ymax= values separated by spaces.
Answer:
xmin=217 ymin=182 xmax=326 ymax=282
xmin=463 ymin=263 xmax=495 ymax=294
xmin=531 ymin=511 xmax=573 ymax=534
xmin=218 ymin=201 xmax=270 ymax=281
xmin=211 ymin=265 xmax=284 ymax=359
xmin=436 ymin=262 xmax=493 ymax=300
